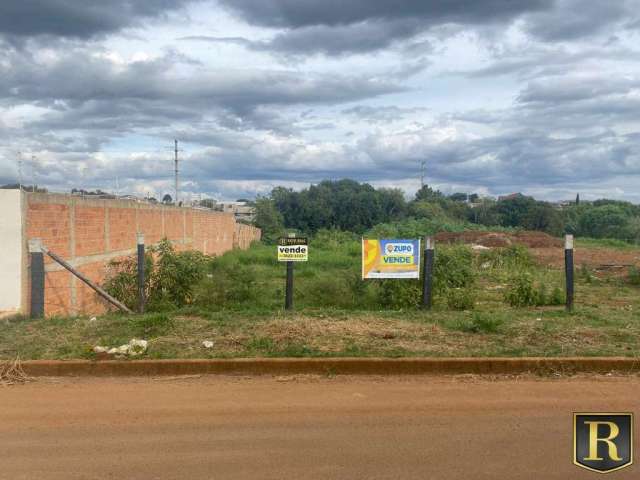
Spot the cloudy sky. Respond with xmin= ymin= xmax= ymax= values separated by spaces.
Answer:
xmin=1 ymin=0 xmax=640 ymax=202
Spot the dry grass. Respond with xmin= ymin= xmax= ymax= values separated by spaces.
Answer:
xmin=0 ymin=358 xmax=33 ymax=386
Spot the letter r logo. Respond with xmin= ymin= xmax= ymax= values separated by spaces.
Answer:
xmin=574 ymin=413 xmax=633 ymax=473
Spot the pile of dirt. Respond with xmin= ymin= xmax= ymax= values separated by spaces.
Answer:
xmin=434 ymin=231 xmax=563 ymax=249
xmin=532 ymin=247 xmax=640 ymax=271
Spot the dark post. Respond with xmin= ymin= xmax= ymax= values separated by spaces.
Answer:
xmin=285 ymin=261 xmax=294 ymax=310
xmin=137 ymin=233 xmax=145 ymax=313
xmin=29 ymin=239 xmax=45 ymax=318
xmin=422 ymin=237 xmax=435 ymax=309
xmin=565 ymin=234 xmax=574 ymax=311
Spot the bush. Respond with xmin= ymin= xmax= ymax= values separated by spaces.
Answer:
xmin=434 ymin=245 xmax=476 ymax=293
xmin=150 ymin=241 xmax=210 ymax=309
xmin=505 ymin=273 xmax=564 ymax=307
xmin=379 ymin=280 xmax=421 ymax=309
xmin=628 ymin=266 xmax=640 ymax=286
xmin=579 ymin=263 xmax=596 ymax=284
xmin=446 ymin=288 xmax=476 ymax=310
xmin=549 ymin=286 xmax=565 ymax=305
xmin=504 ymin=273 xmax=537 ymax=307
xmin=104 ymin=239 xmax=210 ymax=311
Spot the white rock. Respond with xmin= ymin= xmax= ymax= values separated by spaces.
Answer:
xmin=93 ymin=346 xmax=109 ymax=354
xmin=202 ymin=340 xmax=214 ymax=349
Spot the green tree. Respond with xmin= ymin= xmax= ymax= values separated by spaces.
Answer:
xmin=577 ymin=205 xmax=633 ymax=239
xmin=522 ymin=203 xmax=564 ymax=236
xmin=449 ymin=192 xmax=468 ymax=202
xmin=253 ymin=196 xmax=284 ymax=242
xmin=414 ymin=184 xmax=443 ymax=202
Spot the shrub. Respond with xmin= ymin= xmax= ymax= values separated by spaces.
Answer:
xmin=505 ymin=273 xmax=565 ymax=307
xmin=433 ymin=245 xmax=476 ymax=293
xmin=379 ymin=280 xmax=421 ymax=309
xmin=628 ymin=266 xmax=640 ymax=286
xmin=504 ymin=273 xmax=537 ymax=307
xmin=549 ymin=286 xmax=565 ymax=305
xmin=446 ymin=288 xmax=476 ymax=310
xmin=104 ymin=239 xmax=210 ymax=311
xmin=150 ymin=241 xmax=210 ymax=309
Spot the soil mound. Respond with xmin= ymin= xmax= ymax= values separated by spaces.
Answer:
xmin=434 ymin=231 xmax=562 ymax=248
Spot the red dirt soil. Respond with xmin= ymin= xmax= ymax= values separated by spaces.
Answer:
xmin=2 ymin=375 xmax=640 ymax=480
xmin=434 ymin=230 xmax=640 ymax=272
xmin=435 ymin=231 xmax=563 ymax=248
xmin=531 ymin=247 xmax=640 ymax=270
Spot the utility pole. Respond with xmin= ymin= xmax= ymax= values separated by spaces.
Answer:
xmin=17 ymin=151 xmax=23 ymax=191
xmin=31 ymin=154 xmax=37 ymax=192
xmin=174 ymin=139 xmax=179 ymax=205
xmin=420 ymin=160 xmax=426 ymax=189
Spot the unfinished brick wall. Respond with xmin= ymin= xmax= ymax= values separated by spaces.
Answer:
xmin=24 ymin=193 xmax=261 ymax=317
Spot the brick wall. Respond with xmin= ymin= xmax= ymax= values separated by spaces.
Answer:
xmin=24 ymin=193 xmax=261 ymax=317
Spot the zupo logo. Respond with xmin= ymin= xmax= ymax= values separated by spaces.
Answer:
xmin=574 ymin=413 xmax=633 ymax=473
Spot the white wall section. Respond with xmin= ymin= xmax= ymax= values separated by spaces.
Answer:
xmin=0 ymin=190 xmax=23 ymax=311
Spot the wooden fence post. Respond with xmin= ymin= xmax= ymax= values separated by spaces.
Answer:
xmin=422 ymin=237 xmax=435 ymax=309
xmin=29 ymin=239 xmax=45 ymax=319
xmin=137 ymin=233 xmax=145 ymax=314
xmin=565 ymin=234 xmax=574 ymax=311
xmin=285 ymin=261 xmax=294 ymax=311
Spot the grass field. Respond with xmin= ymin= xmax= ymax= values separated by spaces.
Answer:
xmin=1 ymin=233 xmax=639 ymax=360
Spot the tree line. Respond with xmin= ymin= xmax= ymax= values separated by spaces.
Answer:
xmin=253 ymin=179 xmax=640 ymax=243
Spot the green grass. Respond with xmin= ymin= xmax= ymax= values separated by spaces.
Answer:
xmin=576 ymin=238 xmax=639 ymax=249
xmin=2 ymin=236 xmax=640 ymax=360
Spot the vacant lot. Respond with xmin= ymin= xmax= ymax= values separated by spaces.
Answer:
xmin=1 ymin=233 xmax=639 ymax=360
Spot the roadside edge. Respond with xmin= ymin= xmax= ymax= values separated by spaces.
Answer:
xmin=19 ymin=357 xmax=640 ymax=377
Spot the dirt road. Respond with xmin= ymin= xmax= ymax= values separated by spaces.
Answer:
xmin=2 ymin=375 xmax=639 ymax=479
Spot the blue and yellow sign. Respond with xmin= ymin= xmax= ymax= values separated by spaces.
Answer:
xmin=362 ymin=239 xmax=421 ymax=279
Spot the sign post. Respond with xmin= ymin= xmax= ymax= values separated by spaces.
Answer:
xmin=137 ymin=233 xmax=145 ymax=314
xmin=278 ymin=236 xmax=308 ymax=311
xmin=285 ymin=261 xmax=294 ymax=310
xmin=565 ymin=234 xmax=574 ymax=311
xmin=421 ymin=237 xmax=434 ymax=309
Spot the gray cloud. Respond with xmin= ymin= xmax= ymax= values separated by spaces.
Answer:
xmin=213 ymin=0 xmax=552 ymax=56
xmin=524 ymin=0 xmax=639 ymax=42
xmin=217 ymin=0 xmax=552 ymax=29
xmin=0 ymin=0 xmax=195 ymax=39
xmin=2 ymin=0 xmax=640 ymax=203
xmin=0 ymin=43 xmax=402 ymax=128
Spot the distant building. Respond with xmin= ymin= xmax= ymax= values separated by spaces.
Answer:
xmin=498 ymin=192 xmax=524 ymax=201
xmin=551 ymin=200 xmax=575 ymax=210
xmin=216 ymin=201 xmax=255 ymax=222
